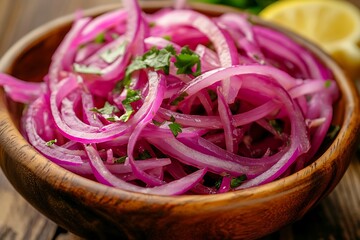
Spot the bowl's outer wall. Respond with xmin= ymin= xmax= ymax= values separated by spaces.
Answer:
xmin=0 ymin=2 xmax=359 ymax=240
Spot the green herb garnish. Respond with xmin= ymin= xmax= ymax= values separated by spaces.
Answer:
xmin=91 ymin=101 xmax=119 ymax=115
xmin=269 ymin=119 xmax=284 ymax=134
xmin=114 ymin=156 xmax=127 ymax=164
xmin=100 ymin=42 xmax=127 ymax=64
xmin=152 ymin=119 xmax=164 ymax=126
xmin=168 ymin=115 xmax=182 ymax=137
xmin=137 ymin=150 xmax=152 ymax=160
xmin=45 ymin=139 xmax=57 ymax=147
xmin=94 ymin=32 xmax=105 ymax=44
xmin=73 ymin=63 xmax=102 ymax=75
xmin=324 ymin=80 xmax=332 ymax=88
xmin=170 ymin=92 xmax=189 ymax=106
xmin=174 ymin=46 xmax=201 ymax=76
xmin=122 ymin=45 xmax=201 ymax=84
xmin=326 ymin=125 xmax=340 ymax=140
xmin=208 ymin=89 xmax=217 ymax=101
xmin=230 ymin=175 xmax=247 ymax=188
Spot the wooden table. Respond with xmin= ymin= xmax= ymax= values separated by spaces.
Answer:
xmin=0 ymin=1 xmax=359 ymax=239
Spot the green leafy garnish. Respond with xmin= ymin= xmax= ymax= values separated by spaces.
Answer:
xmin=269 ymin=119 xmax=284 ymax=134
xmin=324 ymin=80 xmax=332 ymax=88
xmin=118 ymin=89 xmax=142 ymax=122
xmin=174 ymin=46 xmax=201 ymax=76
xmin=214 ymin=178 xmax=222 ymax=189
xmin=152 ymin=119 xmax=164 ymax=126
xmin=91 ymin=102 xmax=123 ymax=122
xmin=119 ymin=104 xmax=134 ymax=122
xmin=122 ymin=45 xmax=201 ymax=85
xmin=114 ymin=156 xmax=127 ymax=164
xmin=208 ymin=89 xmax=217 ymax=101
xmin=73 ymin=63 xmax=102 ymax=75
xmin=137 ymin=150 xmax=152 ymax=160
xmin=326 ymin=125 xmax=340 ymax=140
xmin=122 ymin=89 xmax=141 ymax=104
xmin=91 ymin=101 xmax=119 ymax=115
xmin=230 ymin=174 xmax=247 ymax=188
xmin=45 ymin=139 xmax=57 ymax=147
xmin=94 ymin=32 xmax=105 ymax=44
xmin=168 ymin=116 xmax=182 ymax=137
xmin=100 ymin=42 xmax=127 ymax=64
xmin=170 ymin=92 xmax=189 ymax=106
xmin=162 ymin=35 xmax=172 ymax=41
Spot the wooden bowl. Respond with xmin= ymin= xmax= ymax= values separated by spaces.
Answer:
xmin=0 ymin=2 xmax=359 ymax=239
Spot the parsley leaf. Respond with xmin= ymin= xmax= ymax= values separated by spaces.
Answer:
xmin=114 ymin=156 xmax=127 ymax=164
xmin=119 ymin=104 xmax=134 ymax=122
xmin=137 ymin=150 xmax=152 ymax=160
xmin=170 ymin=92 xmax=189 ymax=106
xmin=94 ymin=32 xmax=105 ymax=44
xmin=100 ymin=41 xmax=127 ymax=64
xmin=45 ymin=139 xmax=57 ymax=147
xmin=174 ymin=46 xmax=201 ymax=76
xmin=152 ymin=119 xmax=164 ymax=126
xmin=122 ymin=89 xmax=141 ymax=104
xmin=125 ymin=56 xmax=148 ymax=76
xmin=91 ymin=102 xmax=119 ymax=115
xmin=169 ymin=122 xmax=182 ymax=137
xmin=118 ymin=90 xmax=141 ymax=122
xmin=324 ymin=80 xmax=332 ymax=88
xmin=326 ymin=125 xmax=340 ymax=140
xmin=168 ymin=115 xmax=182 ymax=137
xmin=73 ymin=63 xmax=102 ymax=75
xmin=122 ymin=45 xmax=200 ymax=85
xmin=208 ymin=89 xmax=217 ymax=101
xmin=230 ymin=174 xmax=247 ymax=188
xmin=269 ymin=119 xmax=284 ymax=134
xmin=145 ymin=48 xmax=172 ymax=74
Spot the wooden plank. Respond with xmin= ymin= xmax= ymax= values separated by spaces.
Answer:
xmin=0 ymin=1 xmax=359 ymax=239
xmin=0 ymin=172 xmax=57 ymax=240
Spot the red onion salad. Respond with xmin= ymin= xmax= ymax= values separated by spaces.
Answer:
xmin=0 ymin=0 xmax=340 ymax=195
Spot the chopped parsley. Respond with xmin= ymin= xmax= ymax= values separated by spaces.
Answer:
xmin=122 ymin=44 xmax=201 ymax=84
xmin=230 ymin=175 xmax=247 ymax=188
xmin=214 ymin=174 xmax=247 ymax=189
xmin=45 ymin=139 xmax=57 ymax=147
xmin=324 ymin=80 xmax=332 ymax=88
xmin=118 ymin=89 xmax=141 ymax=122
xmin=91 ymin=101 xmax=119 ymax=115
xmin=94 ymin=32 xmax=105 ymax=44
xmin=122 ymin=89 xmax=141 ymax=105
xmin=326 ymin=125 xmax=340 ymax=140
xmin=269 ymin=119 xmax=284 ymax=134
xmin=137 ymin=150 xmax=152 ymax=160
xmin=152 ymin=119 xmax=164 ymax=126
xmin=170 ymin=92 xmax=189 ymax=106
xmin=162 ymin=35 xmax=172 ymax=41
xmin=168 ymin=115 xmax=182 ymax=137
xmin=119 ymin=103 xmax=134 ymax=122
xmin=73 ymin=63 xmax=102 ymax=75
xmin=208 ymin=89 xmax=217 ymax=101
xmin=91 ymin=102 xmax=121 ymax=122
xmin=100 ymin=41 xmax=127 ymax=64
xmin=114 ymin=156 xmax=127 ymax=164
xmin=174 ymin=46 xmax=201 ymax=76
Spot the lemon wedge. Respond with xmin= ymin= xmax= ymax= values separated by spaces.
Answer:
xmin=260 ymin=0 xmax=360 ymax=78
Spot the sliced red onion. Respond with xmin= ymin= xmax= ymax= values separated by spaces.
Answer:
xmin=0 ymin=2 xmax=338 ymax=195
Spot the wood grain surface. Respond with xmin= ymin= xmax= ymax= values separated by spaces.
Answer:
xmin=0 ymin=1 xmax=359 ymax=240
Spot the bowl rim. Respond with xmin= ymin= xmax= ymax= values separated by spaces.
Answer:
xmin=0 ymin=1 xmax=359 ymax=207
